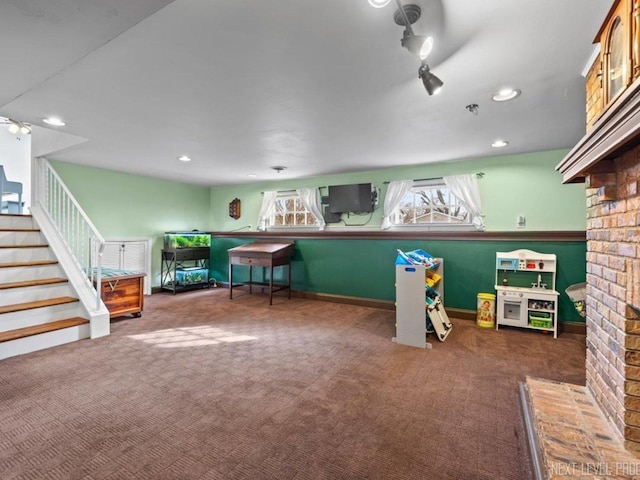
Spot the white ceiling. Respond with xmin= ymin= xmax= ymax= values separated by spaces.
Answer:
xmin=0 ymin=0 xmax=613 ymax=186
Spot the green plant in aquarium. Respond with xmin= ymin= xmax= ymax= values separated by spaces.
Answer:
xmin=192 ymin=235 xmax=210 ymax=247
xmin=165 ymin=232 xmax=211 ymax=249
xmin=176 ymin=236 xmax=189 ymax=248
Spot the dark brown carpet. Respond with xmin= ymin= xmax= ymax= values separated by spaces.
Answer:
xmin=0 ymin=287 xmax=586 ymax=480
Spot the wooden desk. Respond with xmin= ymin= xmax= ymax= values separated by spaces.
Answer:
xmin=228 ymin=242 xmax=295 ymax=305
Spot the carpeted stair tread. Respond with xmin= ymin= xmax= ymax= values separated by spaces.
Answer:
xmin=0 ymin=244 xmax=48 ymax=249
xmin=0 ymin=296 xmax=79 ymax=314
xmin=0 ymin=278 xmax=68 ymax=290
xmin=0 ymin=317 xmax=88 ymax=343
xmin=0 ymin=260 xmax=58 ymax=268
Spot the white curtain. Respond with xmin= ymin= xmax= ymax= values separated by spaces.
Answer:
xmin=296 ymin=187 xmax=326 ymax=230
xmin=381 ymin=179 xmax=413 ymax=230
xmin=257 ymin=191 xmax=277 ymax=231
xmin=443 ymin=174 xmax=485 ymax=230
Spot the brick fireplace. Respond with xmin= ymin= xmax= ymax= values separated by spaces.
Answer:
xmin=558 ymin=73 xmax=640 ymax=453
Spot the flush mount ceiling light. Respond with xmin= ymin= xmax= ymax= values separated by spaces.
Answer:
xmin=372 ymin=0 xmax=443 ymax=95
xmin=43 ymin=117 xmax=66 ymax=127
xmin=491 ymin=140 xmax=509 ymax=148
xmin=492 ymin=88 xmax=521 ymax=102
xmin=1 ymin=118 xmax=31 ymax=135
xmin=177 ymin=155 xmax=192 ymax=162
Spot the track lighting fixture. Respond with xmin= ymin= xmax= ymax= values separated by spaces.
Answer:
xmin=370 ymin=0 xmax=444 ymax=95
xmin=2 ymin=118 xmax=31 ymax=135
xmin=393 ymin=2 xmax=433 ymax=60
xmin=418 ymin=61 xmax=443 ymax=96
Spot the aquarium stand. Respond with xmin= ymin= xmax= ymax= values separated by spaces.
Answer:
xmin=161 ymin=247 xmax=211 ymax=294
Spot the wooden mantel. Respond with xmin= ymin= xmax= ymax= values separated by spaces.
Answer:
xmin=557 ymin=74 xmax=640 ymax=183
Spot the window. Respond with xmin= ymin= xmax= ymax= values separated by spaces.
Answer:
xmin=269 ymin=194 xmax=319 ymax=228
xmin=393 ymin=181 xmax=471 ymax=226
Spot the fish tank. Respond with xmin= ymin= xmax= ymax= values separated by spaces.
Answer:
xmin=164 ymin=231 xmax=211 ymax=250
xmin=176 ymin=267 xmax=209 ymax=286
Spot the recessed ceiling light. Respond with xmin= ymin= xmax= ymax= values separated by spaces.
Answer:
xmin=177 ymin=155 xmax=192 ymax=162
xmin=368 ymin=0 xmax=391 ymax=7
xmin=43 ymin=117 xmax=66 ymax=126
xmin=491 ymin=88 xmax=521 ymax=102
xmin=247 ymin=174 xmax=257 ymax=178
xmin=491 ymin=140 xmax=509 ymax=148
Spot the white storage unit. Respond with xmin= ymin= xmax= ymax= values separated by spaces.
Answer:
xmin=394 ymin=259 xmax=443 ymax=349
xmin=495 ymin=249 xmax=559 ymax=338
xmin=103 ymin=238 xmax=152 ymax=295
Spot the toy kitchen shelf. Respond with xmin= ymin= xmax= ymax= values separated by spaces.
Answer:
xmin=495 ymin=249 xmax=559 ymax=338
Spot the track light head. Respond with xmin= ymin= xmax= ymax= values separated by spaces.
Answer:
xmin=401 ymin=31 xmax=433 ymax=59
xmin=418 ymin=62 xmax=443 ymax=96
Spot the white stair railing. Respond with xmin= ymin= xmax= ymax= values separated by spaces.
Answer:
xmin=33 ymin=157 xmax=104 ymax=310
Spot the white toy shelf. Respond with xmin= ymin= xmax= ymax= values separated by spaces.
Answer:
xmin=394 ymin=259 xmax=448 ymax=348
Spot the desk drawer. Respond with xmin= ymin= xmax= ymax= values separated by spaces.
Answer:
xmin=232 ymin=255 xmax=271 ymax=267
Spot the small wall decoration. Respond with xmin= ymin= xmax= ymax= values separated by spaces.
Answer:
xmin=228 ymin=198 xmax=241 ymax=219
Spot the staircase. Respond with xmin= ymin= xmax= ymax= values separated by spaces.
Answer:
xmin=0 ymin=213 xmax=90 ymax=360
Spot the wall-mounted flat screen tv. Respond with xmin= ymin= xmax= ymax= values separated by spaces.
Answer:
xmin=328 ymin=183 xmax=374 ymax=213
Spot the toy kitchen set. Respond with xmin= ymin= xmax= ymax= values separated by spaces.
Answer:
xmin=494 ymin=249 xmax=559 ymax=338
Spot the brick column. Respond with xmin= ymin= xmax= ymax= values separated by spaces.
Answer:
xmin=586 ymin=149 xmax=640 ymax=453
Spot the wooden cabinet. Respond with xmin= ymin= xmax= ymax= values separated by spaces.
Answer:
xmin=601 ymin=0 xmax=632 ymax=104
xmin=589 ymin=0 xmax=640 ymax=121
xmin=95 ymin=270 xmax=145 ymax=318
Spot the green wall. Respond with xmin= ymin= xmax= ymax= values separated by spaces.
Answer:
xmin=210 ymin=149 xmax=587 ymax=232
xmin=51 ymin=148 xmax=587 ymax=326
xmin=211 ymin=237 xmax=586 ymax=324
xmin=51 ymin=161 xmax=210 ymax=286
